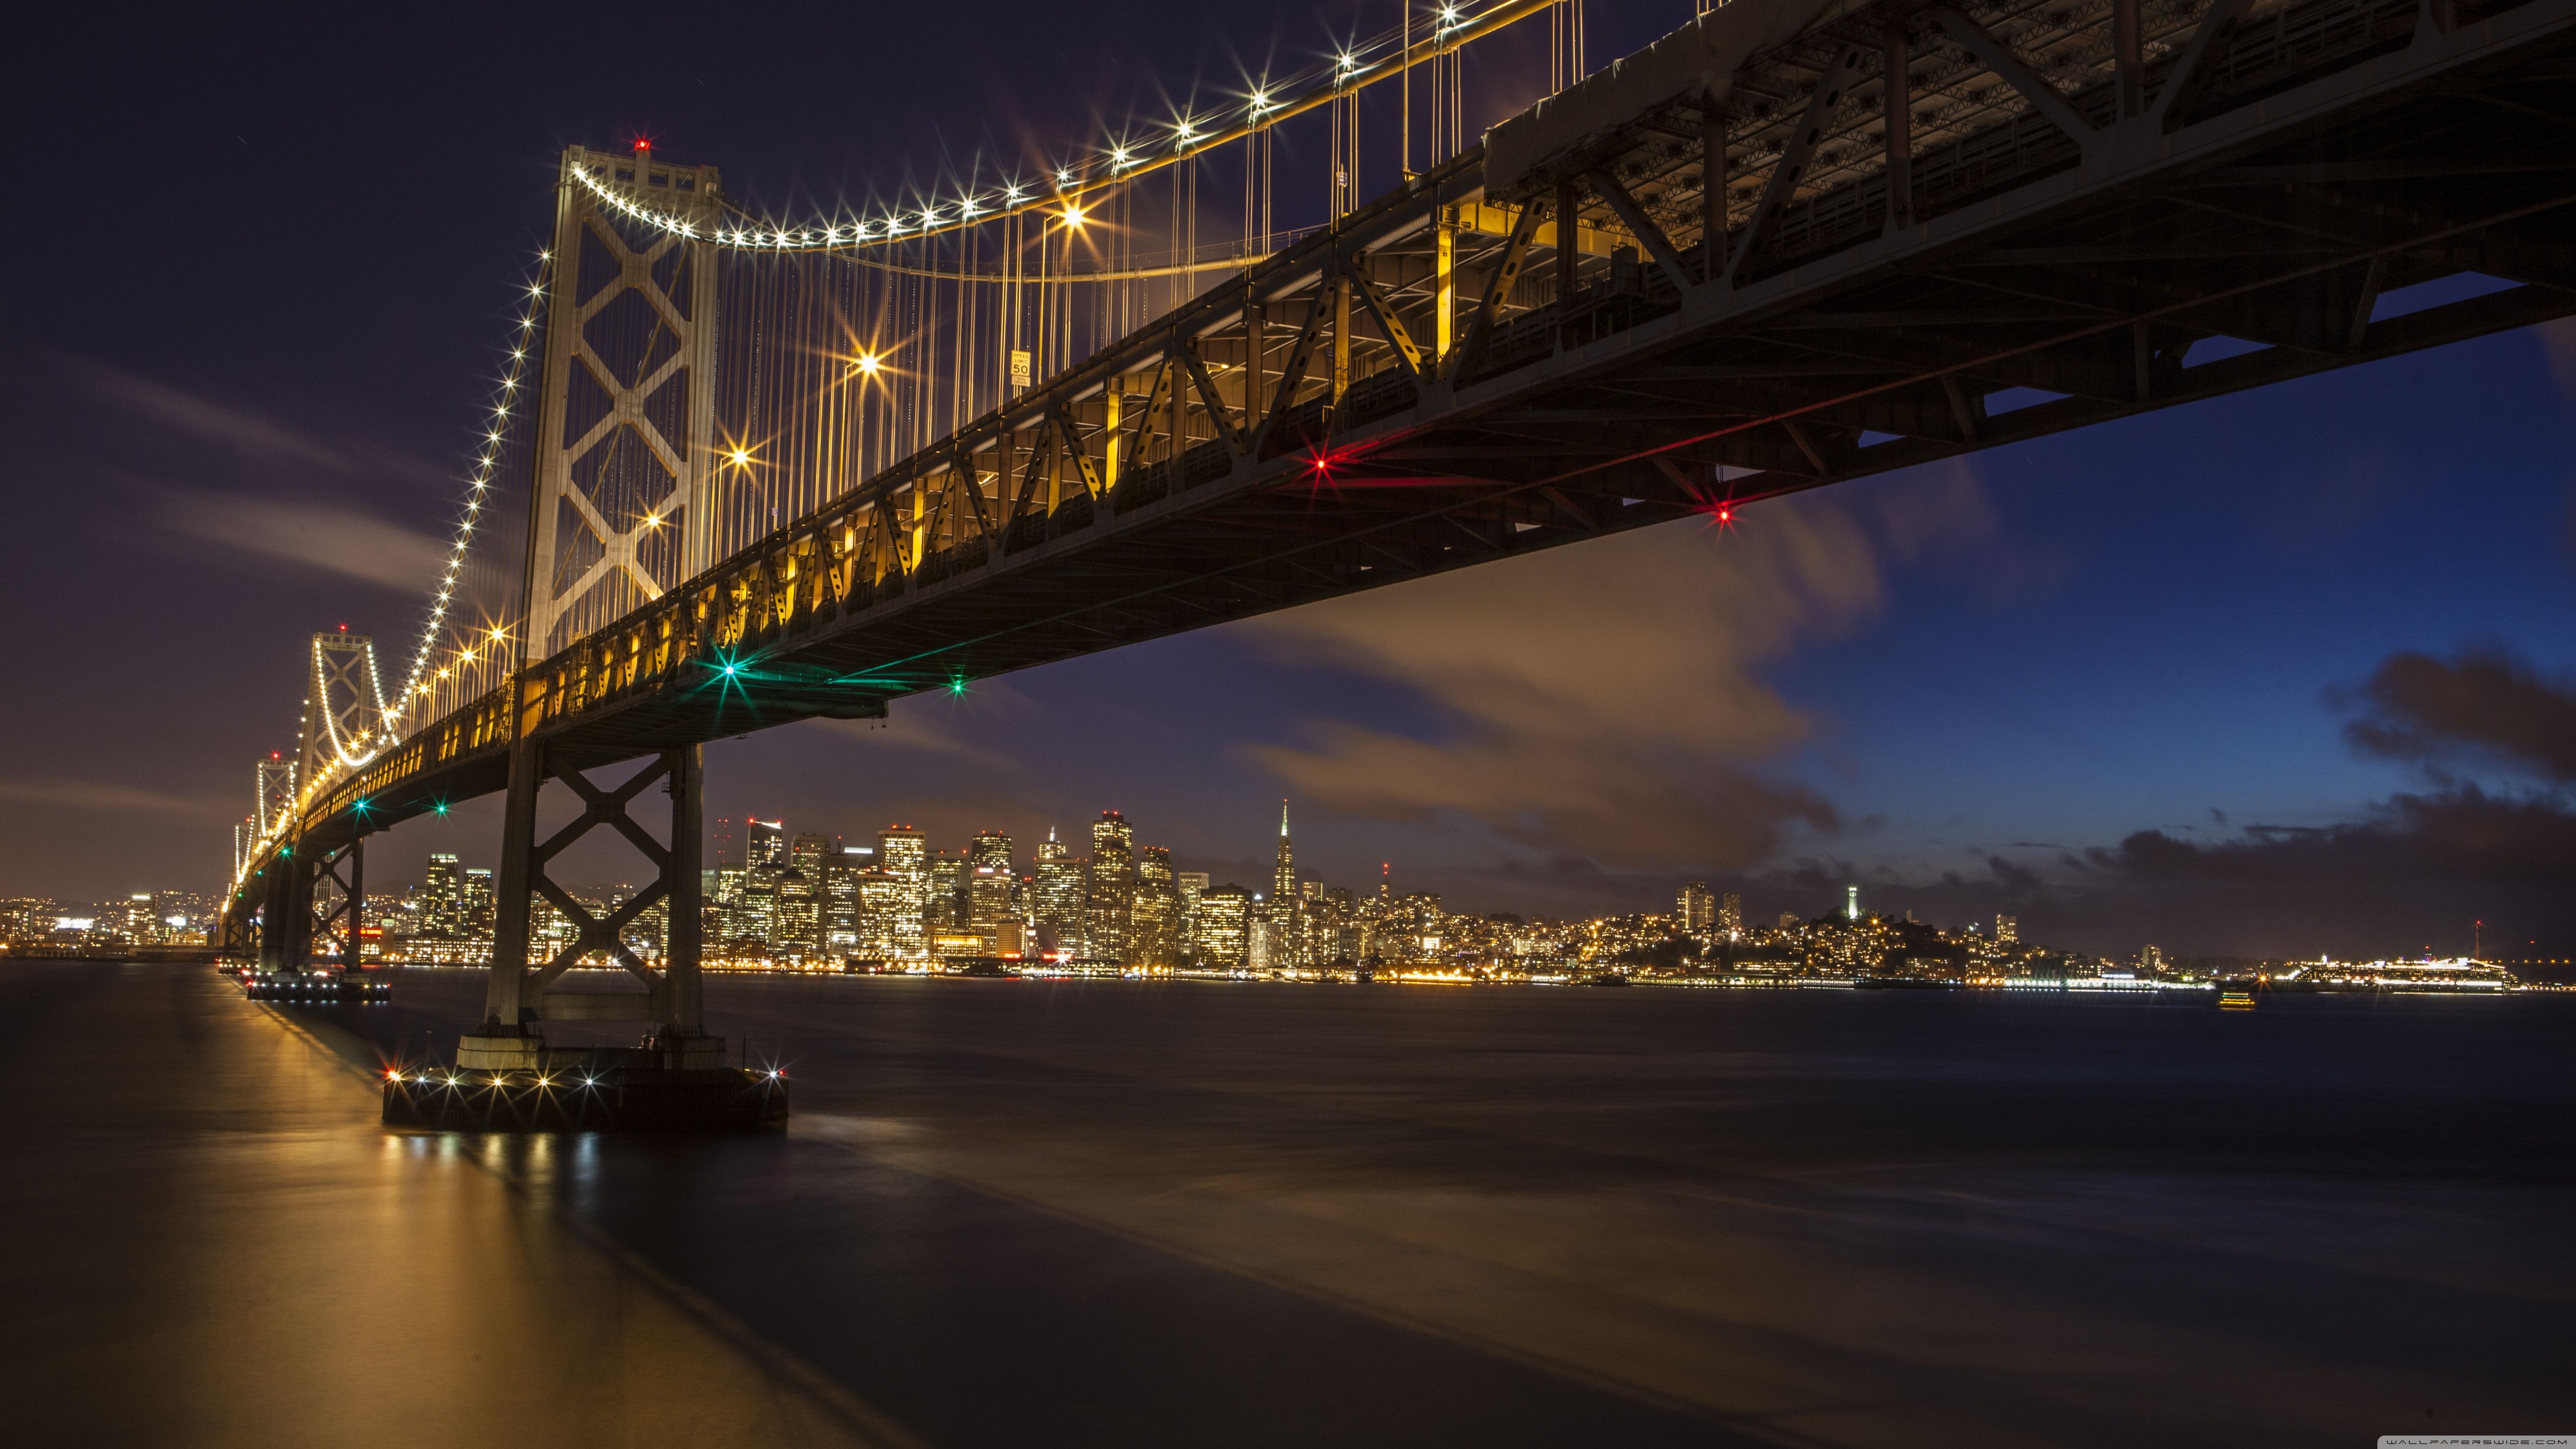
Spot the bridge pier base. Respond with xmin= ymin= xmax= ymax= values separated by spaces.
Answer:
xmin=460 ymin=735 xmax=738 ymax=1093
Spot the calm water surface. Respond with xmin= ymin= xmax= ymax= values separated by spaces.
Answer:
xmin=3 ymin=962 xmax=2569 ymax=1446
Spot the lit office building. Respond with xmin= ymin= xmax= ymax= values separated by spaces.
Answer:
xmin=1678 ymin=881 xmax=1715 ymax=934
xmin=1134 ymin=845 xmax=1180 ymax=968
xmin=1176 ymin=870 xmax=1209 ymax=947
xmin=927 ymin=850 xmax=967 ymax=935
xmin=1033 ymin=829 xmax=1087 ymax=957
xmin=854 ymin=869 xmax=911 ymax=960
xmin=1087 ymin=811 xmax=1136 ymax=964
xmin=1195 ymin=885 xmax=1251 ymax=970
xmin=878 ymin=826 xmax=927 ymax=958
xmin=968 ymin=831 xmax=1014 ymax=934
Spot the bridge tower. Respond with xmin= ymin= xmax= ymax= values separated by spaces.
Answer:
xmin=454 ymin=144 xmax=723 ymax=1073
xmin=522 ymin=143 xmax=724 ymax=656
xmin=296 ymin=632 xmax=389 ymax=797
xmin=254 ymin=633 xmax=387 ymax=973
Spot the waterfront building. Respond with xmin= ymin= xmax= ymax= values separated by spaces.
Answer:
xmin=461 ymin=868 xmax=494 ymax=941
xmin=776 ymin=868 xmax=820 ymax=958
xmin=968 ymin=831 xmax=1014 ymax=934
xmin=1088 ymin=811 xmax=1136 ymax=964
xmin=879 ymin=826 xmax=927 ymax=957
xmin=1176 ymin=870 xmax=1209 ymax=945
xmin=1678 ymin=881 xmax=1715 ymax=934
xmin=1271 ymin=801 xmax=1302 ymax=971
xmin=928 ymin=850 xmax=967 ymax=935
xmin=824 ymin=849 xmax=867 ymax=950
xmin=854 ymin=869 xmax=910 ymax=959
xmin=1134 ymin=845 xmax=1180 ymax=967
xmin=1033 ymin=829 xmax=1087 ymax=957
xmin=735 ymin=871 xmax=778 ymax=949
xmin=420 ymin=853 xmax=464 ymax=937
xmin=1194 ymin=885 xmax=1251 ymax=970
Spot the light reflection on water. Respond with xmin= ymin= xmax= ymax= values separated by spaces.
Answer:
xmin=5 ymin=962 xmax=2572 ymax=1449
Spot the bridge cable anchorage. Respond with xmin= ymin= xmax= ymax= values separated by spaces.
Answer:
xmin=561 ymin=0 xmax=1562 ymax=258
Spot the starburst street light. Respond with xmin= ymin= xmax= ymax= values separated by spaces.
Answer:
xmin=1060 ymin=203 xmax=1087 ymax=229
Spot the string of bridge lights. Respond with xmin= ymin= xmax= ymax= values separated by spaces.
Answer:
xmin=396 ymin=251 xmax=555 ymax=718
xmin=574 ymin=0 xmax=1545 ymax=256
xmin=310 ymin=635 xmax=393 ymax=771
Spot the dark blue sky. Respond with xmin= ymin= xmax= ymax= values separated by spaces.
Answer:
xmin=5 ymin=1 xmax=2571 ymax=963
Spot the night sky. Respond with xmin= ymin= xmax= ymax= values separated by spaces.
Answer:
xmin=6 ymin=1 xmax=2572 ymax=964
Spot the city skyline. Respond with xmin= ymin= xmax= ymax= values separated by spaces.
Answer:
xmin=16 ymin=783 xmax=2566 ymax=978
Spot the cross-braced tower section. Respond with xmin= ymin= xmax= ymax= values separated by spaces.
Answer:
xmin=297 ymin=631 xmax=389 ymax=799
xmin=523 ymin=144 xmax=722 ymax=658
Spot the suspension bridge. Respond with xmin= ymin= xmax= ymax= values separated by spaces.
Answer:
xmin=219 ymin=0 xmax=2576 ymax=1096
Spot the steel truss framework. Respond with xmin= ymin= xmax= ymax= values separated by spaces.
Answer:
xmin=232 ymin=0 xmax=2576 ymax=944
xmin=250 ymin=837 xmax=358 ymax=971
xmin=474 ymin=743 xmax=705 ymax=1044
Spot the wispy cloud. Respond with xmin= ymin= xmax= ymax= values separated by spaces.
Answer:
xmin=150 ymin=484 xmax=449 ymax=591
xmin=1243 ymin=498 xmax=1882 ymax=872
xmin=0 ymin=776 xmax=228 ymax=817
xmin=59 ymin=352 xmax=354 ymax=471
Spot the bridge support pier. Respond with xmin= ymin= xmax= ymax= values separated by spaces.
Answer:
xmin=459 ymin=738 xmax=720 ymax=1074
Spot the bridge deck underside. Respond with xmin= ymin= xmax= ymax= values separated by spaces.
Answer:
xmin=275 ymin=0 xmax=2574 ymax=868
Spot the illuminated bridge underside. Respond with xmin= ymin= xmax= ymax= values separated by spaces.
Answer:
xmin=299 ymin=0 xmax=2574 ymax=856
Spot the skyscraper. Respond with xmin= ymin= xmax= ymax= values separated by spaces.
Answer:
xmin=461 ymin=868 xmax=495 ymax=942
xmin=855 ymin=869 xmax=909 ymax=959
xmin=824 ymin=848 xmax=865 ymax=952
xmin=747 ymin=819 xmax=788 ymax=869
xmin=968 ymin=831 xmax=1014 ymax=934
xmin=1270 ymin=800 xmax=1301 ymax=969
xmin=1678 ymin=881 xmax=1715 ymax=934
xmin=927 ymin=850 xmax=967 ymax=934
xmin=1719 ymin=892 xmax=1742 ymax=940
xmin=1087 ymin=811 xmax=1136 ymax=964
xmin=1176 ymin=870 xmax=1209 ymax=946
xmin=1996 ymin=914 xmax=2018 ymax=945
xmin=1033 ymin=828 xmax=1087 ymax=957
xmin=879 ymin=826 xmax=927 ymax=957
xmin=1195 ymin=886 xmax=1251 ymax=970
xmin=421 ymin=852 xmax=463 ymax=937
xmin=777 ymin=864 xmax=821 ymax=958
xmin=1134 ymin=845 xmax=1180 ymax=967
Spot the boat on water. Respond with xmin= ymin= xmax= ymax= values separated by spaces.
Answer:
xmin=2217 ymin=989 xmax=2258 ymax=1011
